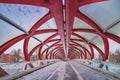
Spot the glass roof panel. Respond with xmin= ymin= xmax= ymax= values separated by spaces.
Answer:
xmin=91 ymin=36 xmax=104 ymax=52
xmin=0 ymin=3 xmax=49 ymax=32
xmin=71 ymin=35 xmax=81 ymax=39
xmin=41 ymin=45 xmax=48 ymax=53
xmin=93 ymin=48 xmax=101 ymax=59
xmin=34 ymin=33 xmax=55 ymax=42
xmin=107 ymin=22 xmax=120 ymax=37
xmin=79 ymin=0 xmax=120 ymax=30
xmin=0 ymin=19 xmax=24 ymax=45
xmin=37 ymin=18 xmax=57 ymax=30
xmin=28 ymin=37 xmax=41 ymax=52
xmin=4 ymin=40 xmax=24 ymax=55
xmin=72 ymin=40 xmax=90 ymax=52
xmin=109 ymin=39 xmax=120 ymax=53
xmin=46 ymin=41 xmax=58 ymax=47
xmin=74 ymin=32 xmax=97 ymax=41
xmin=73 ymin=17 xmax=93 ymax=29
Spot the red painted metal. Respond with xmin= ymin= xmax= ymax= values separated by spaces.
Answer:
xmin=1 ymin=0 xmax=120 ymax=61
xmin=68 ymin=46 xmax=84 ymax=59
xmin=90 ymin=46 xmax=94 ymax=59
xmin=24 ymin=37 xmax=30 ymax=61
xmin=0 ymin=34 xmax=27 ymax=55
xmin=70 ymin=39 xmax=94 ymax=58
xmin=45 ymin=44 xmax=62 ymax=59
xmin=41 ymin=43 xmax=61 ymax=59
xmin=73 ymin=29 xmax=97 ymax=34
xmin=65 ymin=0 xmax=105 ymax=58
xmin=29 ymin=39 xmax=60 ymax=57
xmin=65 ymin=0 xmax=78 ymax=56
xmin=71 ymin=41 xmax=91 ymax=58
xmin=34 ymin=29 xmax=58 ymax=35
xmin=104 ymin=32 xmax=120 ymax=44
xmin=30 ymin=33 xmax=58 ymax=60
xmin=72 ymin=33 xmax=106 ymax=60
xmin=47 ymin=45 xmax=63 ymax=59
xmin=54 ymin=49 xmax=64 ymax=59
xmin=50 ymin=0 xmax=66 ymax=57
xmin=101 ymin=36 xmax=109 ymax=60
xmin=29 ymin=12 xmax=52 ymax=35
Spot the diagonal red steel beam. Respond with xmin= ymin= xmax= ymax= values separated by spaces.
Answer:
xmin=30 ymin=33 xmax=58 ymax=60
xmin=29 ymin=39 xmax=60 ymax=59
xmin=73 ymin=28 xmax=109 ymax=60
xmin=41 ymin=43 xmax=61 ymax=59
xmin=0 ymin=34 xmax=27 ymax=55
xmin=72 ymin=33 xmax=107 ymax=60
xmin=34 ymin=29 xmax=58 ymax=35
xmin=73 ymin=28 xmax=97 ymax=34
xmin=65 ymin=0 xmax=78 ymax=56
xmin=47 ymin=44 xmax=63 ymax=59
xmin=70 ymin=39 xmax=94 ymax=58
xmin=70 ymin=41 xmax=92 ymax=59
xmin=65 ymin=0 xmax=105 ymax=58
xmin=45 ymin=43 xmax=62 ymax=59
xmin=68 ymin=46 xmax=85 ymax=59
xmin=53 ymin=48 xmax=64 ymax=59
xmin=49 ymin=0 xmax=66 ymax=57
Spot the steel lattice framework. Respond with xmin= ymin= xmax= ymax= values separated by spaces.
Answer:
xmin=0 ymin=0 xmax=120 ymax=61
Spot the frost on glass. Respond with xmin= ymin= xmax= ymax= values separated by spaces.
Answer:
xmin=79 ymin=0 xmax=120 ymax=30
xmin=0 ymin=3 xmax=49 ymax=32
xmin=0 ymin=19 xmax=24 ymax=45
xmin=73 ymin=17 xmax=93 ymax=29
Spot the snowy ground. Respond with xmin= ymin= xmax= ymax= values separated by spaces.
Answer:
xmin=16 ymin=61 xmax=119 ymax=80
xmin=0 ymin=59 xmax=60 ymax=76
xmin=70 ymin=61 xmax=119 ymax=80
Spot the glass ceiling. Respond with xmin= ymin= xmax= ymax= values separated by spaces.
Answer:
xmin=0 ymin=0 xmax=120 ymax=61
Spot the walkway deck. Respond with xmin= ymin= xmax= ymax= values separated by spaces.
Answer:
xmin=16 ymin=61 xmax=119 ymax=80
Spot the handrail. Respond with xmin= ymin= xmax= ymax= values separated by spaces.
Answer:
xmin=0 ymin=62 xmax=56 ymax=80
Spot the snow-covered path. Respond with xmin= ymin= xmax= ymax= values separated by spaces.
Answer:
xmin=17 ymin=61 xmax=119 ymax=80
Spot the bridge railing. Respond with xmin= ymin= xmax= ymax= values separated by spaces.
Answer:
xmin=73 ymin=59 xmax=120 ymax=74
xmin=0 ymin=59 xmax=60 ymax=77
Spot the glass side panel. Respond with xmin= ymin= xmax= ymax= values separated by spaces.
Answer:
xmin=41 ymin=45 xmax=48 ymax=53
xmin=0 ymin=3 xmax=49 ymax=32
xmin=79 ymin=0 xmax=120 ymax=30
xmin=37 ymin=18 xmax=57 ymax=30
xmin=107 ymin=22 xmax=120 ymax=37
xmin=74 ymin=32 xmax=97 ymax=41
xmin=28 ymin=37 xmax=41 ymax=52
xmin=71 ymin=35 xmax=81 ymax=39
xmin=109 ymin=39 xmax=120 ymax=53
xmin=73 ymin=40 xmax=90 ymax=52
xmin=91 ymin=36 xmax=104 ymax=52
xmin=34 ymin=33 xmax=55 ymax=42
xmin=93 ymin=48 xmax=102 ymax=60
xmin=46 ymin=41 xmax=58 ymax=47
xmin=0 ymin=19 xmax=24 ymax=45
xmin=73 ymin=17 xmax=93 ymax=29
xmin=4 ymin=40 xmax=24 ymax=56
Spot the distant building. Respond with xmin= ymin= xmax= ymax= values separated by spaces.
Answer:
xmin=0 ymin=54 xmax=14 ymax=63
xmin=30 ymin=55 xmax=38 ymax=61
xmin=109 ymin=54 xmax=120 ymax=63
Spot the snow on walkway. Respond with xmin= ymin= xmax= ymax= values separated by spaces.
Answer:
xmin=17 ymin=61 xmax=119 ymax=80
xmin=70 ymin=61 xmax=119 ymax=80
xmin=17 ymin=62 xmax=62 ymax=80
